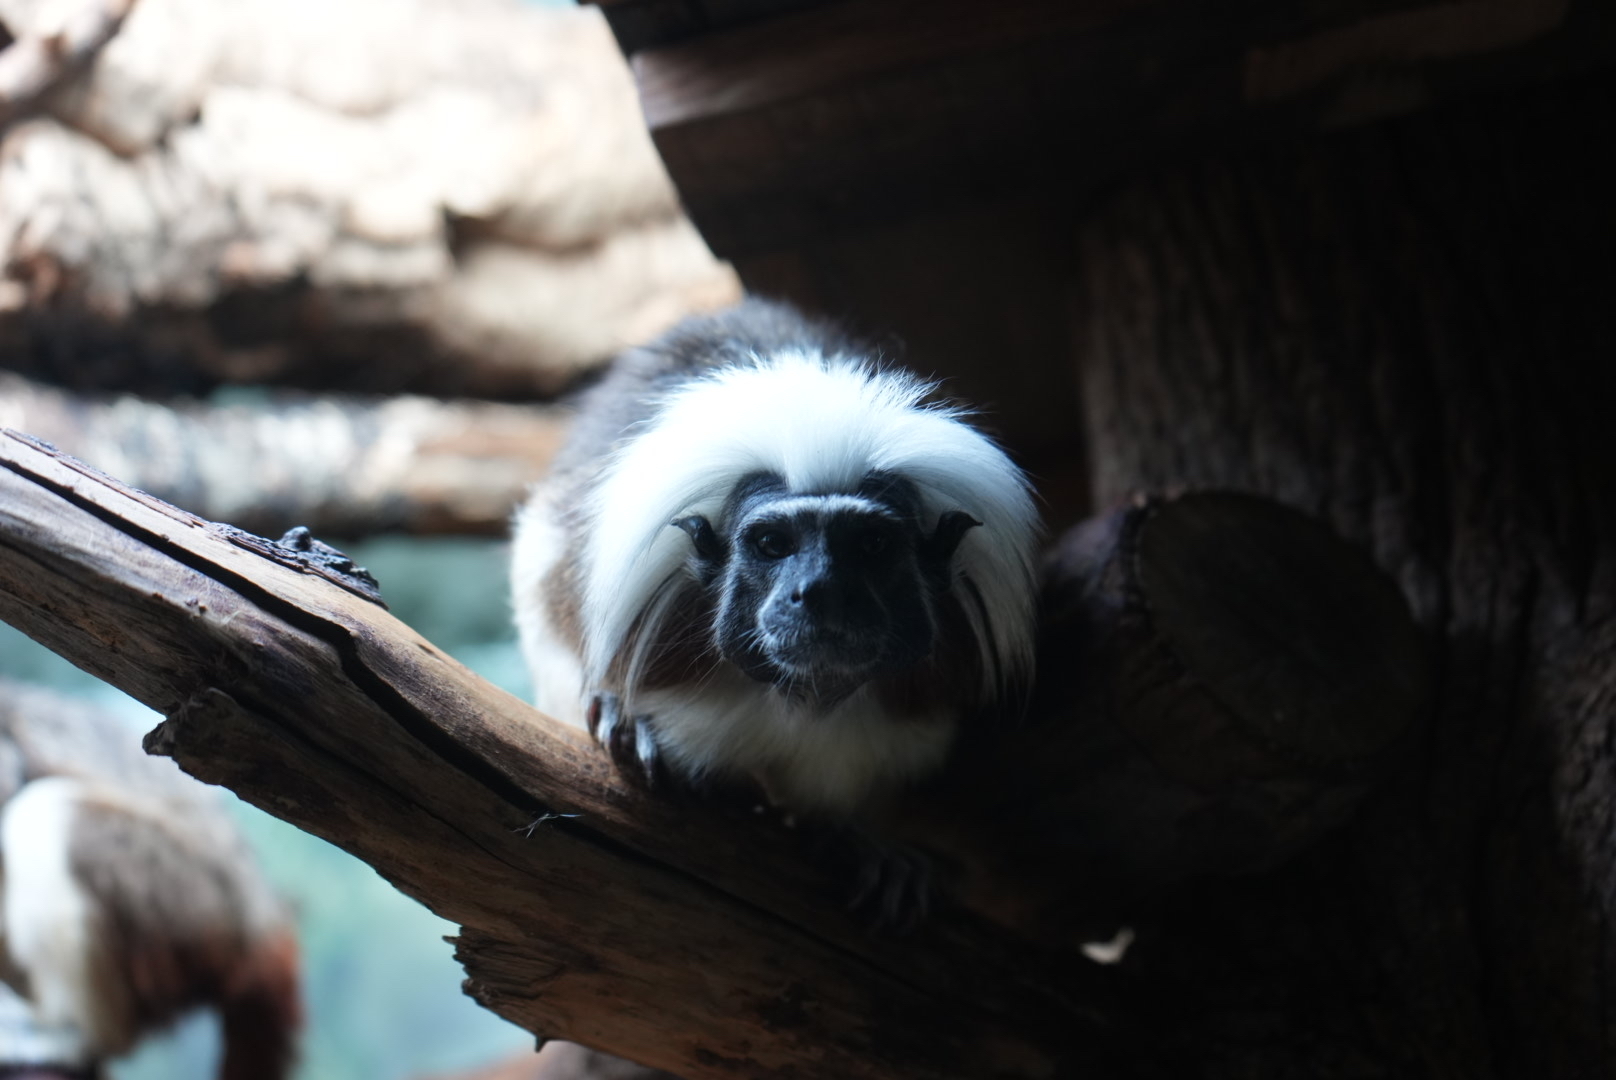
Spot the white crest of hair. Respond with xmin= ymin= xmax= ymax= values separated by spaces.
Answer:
xmin=581 ymin=349 xmax=1039 ymax=699
xmin=0 ymin=777 xmax=98 ymax=1038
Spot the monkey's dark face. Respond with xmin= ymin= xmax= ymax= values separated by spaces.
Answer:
xmin=673 ymin=473 xmax=978 ymax=708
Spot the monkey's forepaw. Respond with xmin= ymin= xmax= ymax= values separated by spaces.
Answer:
xmin=587 ymin=692 xmax=666 ymax=789
xmin=845 ymin=832 xmax=933 ymax=934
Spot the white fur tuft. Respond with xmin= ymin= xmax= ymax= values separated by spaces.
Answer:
xmin=580 ymin=350 xmax=1040 ymax=701
xmin=0 ymin=778 xmax=98 ymax=1039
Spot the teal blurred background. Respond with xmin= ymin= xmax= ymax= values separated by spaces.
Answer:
xmin=0 ymin=537 xmax=536 ymax=1080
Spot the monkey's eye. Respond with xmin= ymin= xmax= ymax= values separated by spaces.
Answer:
xmin=860 ymin=530 xmax=889 ymax=556
xmin=752 ymin=529 xmax=797 ymax=559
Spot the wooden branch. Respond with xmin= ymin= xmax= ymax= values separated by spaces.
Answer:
xmin=0 ymin=429 xmax=1127 ymax=1080
xmin=0 ymin=372 xmax=568 ymax=536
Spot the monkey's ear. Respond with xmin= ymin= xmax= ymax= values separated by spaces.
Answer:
xmin=924 ymin=511 xmax=982 ymax=565
xmin=671 ymin=515 xmax=726 ymax=562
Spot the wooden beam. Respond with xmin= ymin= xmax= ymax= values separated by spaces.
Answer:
xmin=611 ymin=0 xmax=1616 ymax=256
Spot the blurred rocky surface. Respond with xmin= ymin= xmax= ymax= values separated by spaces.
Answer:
xmin=0 ymin=0 xmax=740 ymax=398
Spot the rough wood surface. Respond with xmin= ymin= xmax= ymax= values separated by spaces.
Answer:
xmin=616 ymin=0 xmax=1616 ymax=256
xmin=0 ymin=430 xmax=1133 ymax=1080
xmin=0 ymin=372 xmax=567 ymax=536
xmin=1067 ymin=72 xmax=1616 ymax=1076
xmin=0 ymin=0 xmax=740 ymax=398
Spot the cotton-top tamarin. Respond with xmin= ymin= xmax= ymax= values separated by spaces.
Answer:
xmin=511 ymin=300 xmax=1038 ymax=829
xmin=0 ymin=682 xmax=300 ymax=1080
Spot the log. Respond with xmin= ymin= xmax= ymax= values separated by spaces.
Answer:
xmin=1020 ymin=493 xmax=1425 ymax=891
xmin=0 ymin=0 xmax=740 ymax=398
xmin=902 ymin=491 xmax=1428 ymax=943
xmin=0 ymin=371 xmax=568 ymax=536
xmin=0 ymin=429 xmax=1126 ymax=1080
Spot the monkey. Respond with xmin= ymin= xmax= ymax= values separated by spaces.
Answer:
xmin=0 ymin=682 xmax=300 ymax=1080
xmin=510 ymin=300 xmax=1039 ymax=909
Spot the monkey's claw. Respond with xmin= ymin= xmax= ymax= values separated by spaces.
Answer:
xmin=845 ymin=833 xmax=933 ymax=933
xmin=587 ymin=692 xmax=665 ymax=788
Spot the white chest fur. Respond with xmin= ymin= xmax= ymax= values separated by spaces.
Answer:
xmin=635 ymin=673 xmax=956 ymax=817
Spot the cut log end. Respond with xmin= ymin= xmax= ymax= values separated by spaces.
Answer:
xmin=1121 ymin=491 xmax=1425 ymax=776
xmin=1005 ymin=491 xmax=1429 ymax=897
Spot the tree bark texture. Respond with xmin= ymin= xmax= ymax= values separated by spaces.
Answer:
xmin=0 ymin=372 xmax=567 ymax=536
xmin=1069 ymin=72 xmax=1616 ymax=1077
xmin=0 ymin=0 xmax=740 ymax=399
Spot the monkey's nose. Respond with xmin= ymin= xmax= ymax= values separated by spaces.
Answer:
xmin=790 ymin=579 xmax=848 ymax=625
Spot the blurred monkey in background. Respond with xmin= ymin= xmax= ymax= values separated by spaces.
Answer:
xmin=0 ymin=680 xmax=301 ymax=1080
